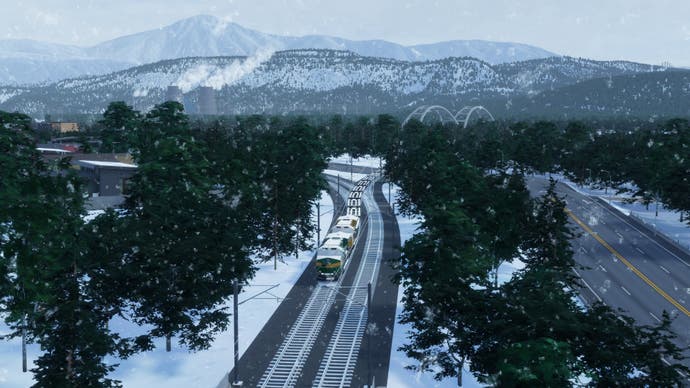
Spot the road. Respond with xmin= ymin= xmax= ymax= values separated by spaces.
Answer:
xmin=527 ymin=177 xmax=690 ymax=378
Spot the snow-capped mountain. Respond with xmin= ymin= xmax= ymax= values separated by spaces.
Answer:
xmin=0 ymin=50 xmax=508 ymax=115
xmin=84 ymin=16 xmax=284 ymax=65
xmin=409 ymin=40 xmax=556 ymax=64
xmin=0 ymin=15 xmax=557 ymax=85
xmin=1 ymin=49 xmax=673 ymax=117
xmin=495 ymin=56 xmax=662 ymax=93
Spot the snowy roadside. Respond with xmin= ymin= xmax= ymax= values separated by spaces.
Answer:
xmin=383 ymin=182 xmax=485 ymax=388
xmin=545 ymin=173 xmax=690 ymax=252
xmin=0 ymin=190 xmax=335 ymax=388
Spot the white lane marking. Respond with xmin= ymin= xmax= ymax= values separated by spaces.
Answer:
xmin=582 ymin=199 xmax=592 ymax=205
xmin=649 ymin=312 xmax=662 ymax=322
xmin=591 ymin=198 xmax=690 ymax=267
xmin=573 ymin=268 xmax=603 ymax=303
xmin=598 ymin=265 xmax=607 ymax=273
xmin=621 ymin=286 xmax=631 ymax=296
xmin=616 ymin=232 xmax=623 ymax=239
xmin=660 ymin=265 xmax=670 ymax=274
xmin=636 ymin=247 xmax=645 ymax=254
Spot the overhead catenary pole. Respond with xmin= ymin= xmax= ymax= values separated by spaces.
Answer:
xmin=317 ymin=201 xmax=321 ymax=246
xmin=22 ymin=313 xmax=27 ymax=373
xmin=388 ymin=183 xmax=391 ymax=207
xmin=350 ymin=156 xmax=353 ymax=182
xmin=231 ymin=279 xmax=242 ymax=387
xmin=367 ymin=282 xmax=372 ymax=387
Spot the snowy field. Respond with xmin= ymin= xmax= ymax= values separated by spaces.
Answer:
xmin=111 ymin=188 xmax=333 ymax=387
xmin=0 ymin=191 xmax=334 ymax=388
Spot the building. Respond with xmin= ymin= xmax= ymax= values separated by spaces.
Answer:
xmin=36 ymin=143 xmax=75 ymax=155
xmin=75 ymin=159 xmax=137 ymax=197
xmin=166 ymin=85 xmax=184 ymax=104
xmin=50 ymin=122 xmax=80 ymax=133
xmin=198 ymin=86 xmax=218 ymax=115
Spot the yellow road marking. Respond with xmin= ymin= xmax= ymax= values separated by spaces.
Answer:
xmin=566 ymin=208 xmax=690 ymax=318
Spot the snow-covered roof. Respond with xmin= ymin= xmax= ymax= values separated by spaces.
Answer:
xmin=37 ymin=147 xmax=73 ymax=153
xmin=320 ymin=239 xmax=345 ymax=250
xmin=337 ymin=215 xmax=358 ymax=222
xmin=77 ymin=160 xmax=138 ymax=168
xmin=325 ymin=231 xmax=353 ymax=240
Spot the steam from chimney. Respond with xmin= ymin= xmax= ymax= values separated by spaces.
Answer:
xmin=175 ymin=48 xmax=274 ymax=93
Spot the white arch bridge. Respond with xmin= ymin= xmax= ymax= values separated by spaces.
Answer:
xmin=401 ymin=105 xmax=495 ymax=129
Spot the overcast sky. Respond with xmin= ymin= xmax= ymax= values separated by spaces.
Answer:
xmin=1 ymin=0 xmax=688 ymax=66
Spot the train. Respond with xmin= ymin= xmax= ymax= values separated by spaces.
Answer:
xmin=315 ymin=176 xmax=372 ymax=280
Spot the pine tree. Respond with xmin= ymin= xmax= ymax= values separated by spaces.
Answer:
xmin=98 ymin=101 xmax=141 ymax=153
xmin=246 ymin=117 xmax=327 ymax=269
xmin=0 ymin=111 xmax=126 ymax=386
xmin=113 ymin=102 xmax=257 ymax=350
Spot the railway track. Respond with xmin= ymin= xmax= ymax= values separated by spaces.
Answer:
xmin=313 ymin=180 xmax=383 ymax=387
xmin=257 ymin=176 xmax=380 ymax=388
xmin=257 ymin=283 xmax=338 ymax=387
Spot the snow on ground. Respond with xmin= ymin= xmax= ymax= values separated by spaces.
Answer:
xmin=0 ymin=190 xmax=334 ymax=388
xmin=329 ymin=154 xmax=385 ymax=169
xmin=384 ymin=182 xmax=485 ymax=388
xmin=322 ymin=169 xmax=368 ymax=183
xmin=10 ymin=158 xmax=682 ymax=387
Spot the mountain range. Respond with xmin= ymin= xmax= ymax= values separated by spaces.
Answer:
xmin=3 ymin=49 xmax=685 ymax=119
xmin=0 ymin=15 xmax=556 ymax=85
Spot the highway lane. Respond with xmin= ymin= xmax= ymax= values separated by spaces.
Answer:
xmin=527 ymin=177 xmax=690 ymax=376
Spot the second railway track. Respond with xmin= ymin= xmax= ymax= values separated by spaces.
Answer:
xmin=257 ymin=175 xmax=383 ymax=388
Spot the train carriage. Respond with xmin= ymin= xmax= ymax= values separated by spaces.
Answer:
xmin=316 ymin=175 xmax=372 ymax=280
